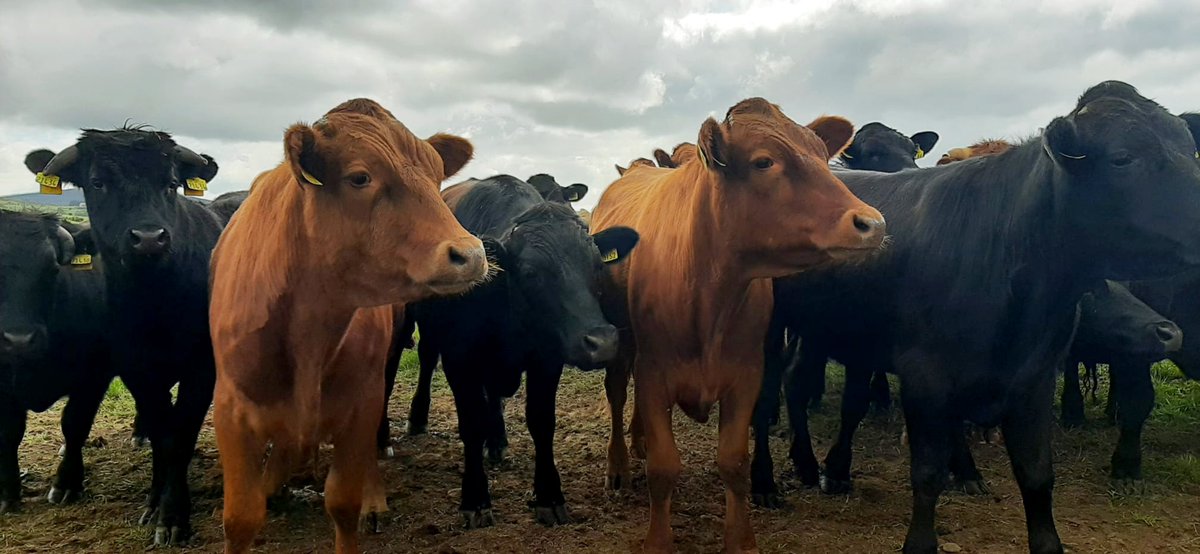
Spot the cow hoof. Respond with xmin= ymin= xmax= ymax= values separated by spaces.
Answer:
xmin=486 ymin=446 xmax=507 ymax=466
xmin=951 ymin=478 xmax=990 ymax=496
xmin=139 ymin=507 xmax=159 ymax=526
xmin=131 ymin=435 xmax=149 ymax=448
xmin=461 ymin=508 xmax=495 ymax=529
xmin=751 ymin=492 xmax=786 ymax=509
xmin=405 ymin=421 xmax=428 ymax=436
xmin=47 ymin=486 xmax=80 ymax=504
xmin=1110 ymin=478 xmax=1145 ymax=496
xmin=605 ymin=471 xmax=632 ymax=492
xmin=378 ymin=446 xmax=396 ymax=460
xmin=362 ymin=512 xmax=383 ymax=534
xmin=0 ymin=499 xmax=20 ymax=514
xmin=819 ymin=474 xmax=852 ymax=495
xmin=631 ymin=439 xmax=647 ymax=461
xmin=532 ymin=503 xmax=570 ymax=526
xmin=153 ymin=525 xmax=189 ymax=546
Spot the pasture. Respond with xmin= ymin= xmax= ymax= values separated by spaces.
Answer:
xmin=3 ymin=350 xmax=1199 ymax=553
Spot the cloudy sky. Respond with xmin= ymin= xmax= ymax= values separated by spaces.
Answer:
xmin=1 ymin=0 xmax=1198 ymax=208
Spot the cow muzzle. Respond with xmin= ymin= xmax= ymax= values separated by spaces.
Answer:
xmin=568 ymin=324 xmax=619 ymax=370
xmin=0 ymin=327 xmax=46 ymax=357
xmin=129 ymin=226 xmax=171 ymax=256
xmin=1153 ymin=322 xmax=1183 ymax=353
xmin=423 ymin=236 xmax=488 ymax=295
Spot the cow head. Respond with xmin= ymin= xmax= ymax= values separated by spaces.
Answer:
xmin=527 ymin=174 xmax=588 ymax=204
xmin=489 ymin=203 xmax=637 ymax=369
xmin=0 ymin=212 xmax=79 ymax=362
xmin=936 ymin=139 xmax=1013 ymax=166
xmin=1077 ymin=280 xmax=1181 ymax=358
xmin=696 ymin=98 xmax=886 ymax=277
xmin=24 ymin=129 xmax=217 ymax=268
xmin=839 ymin=122 xmax=939 ymax=173
xmin=283 ymin=98 xmax=487 ymax=303
xmin=1044 ymin=81 xmax=1200 ymax=279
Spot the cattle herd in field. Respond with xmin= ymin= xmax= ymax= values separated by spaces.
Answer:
xmin=2 ymin=80 xmax=1200 ymax=554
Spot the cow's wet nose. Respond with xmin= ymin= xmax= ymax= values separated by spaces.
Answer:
xmin=427 ymin=237 xmax=488 ymax=294
xmin=847 ymin=208 xmax=886 ymax=245
xmin=1155 ymin=322 xmax=1183 ymax=352
xmin=0 ymin=328 xmax=44 ymax=355
xmin=129 ymin=227 xmax=170 ymax=255
xmin=577 ymin=325 xmax=619 ymax=367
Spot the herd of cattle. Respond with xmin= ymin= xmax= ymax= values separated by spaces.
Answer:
xmin=2 ymin=80 xmax=1200 ymax=553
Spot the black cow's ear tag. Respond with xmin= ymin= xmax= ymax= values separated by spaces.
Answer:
xmin=69 ymin=254 xmax=93 ymax=271
xmin=601 ymin=249 xmax=619 ymax=263
xmin=184 ymin=177 xmax=207 ymax=197
xmin=36 ymin=172 xmax=62 ymax=195
xmin=915 ymin=146 xmax=925 ymax=160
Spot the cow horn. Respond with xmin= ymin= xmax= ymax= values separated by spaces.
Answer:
xmin=53 ymin=225 xmax=75 ymax=265
xmin=173 ymin=145 xmax=208 ymax=166
xmin=42 ymin=145 xmax=80 ymax=177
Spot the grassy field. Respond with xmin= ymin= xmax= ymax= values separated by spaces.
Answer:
xmin=2 ymin=351 xmax=1200 ymax=552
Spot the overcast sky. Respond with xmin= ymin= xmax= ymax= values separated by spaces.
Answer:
xmin=2 ymin=0 xmax=1198 ymax=208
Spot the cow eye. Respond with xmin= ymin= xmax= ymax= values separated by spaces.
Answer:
xmin=1111 ymin=154 xmax=1135 ymax=168
xmin=90 ymin=179 xmax=105 ymax=190
xmin=753 ymin=158 xmax=774 ymax=170
xmin=348 ymin=172 xmax=372 ymax=188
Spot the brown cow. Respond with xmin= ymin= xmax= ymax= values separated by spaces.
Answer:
xmin=592 ymin=98 xmax=885 ymax=553
xmin=209 ymin=98 xmax=488 ymax=554
xmin=936 ymin=138 xmax=1013 ymax=165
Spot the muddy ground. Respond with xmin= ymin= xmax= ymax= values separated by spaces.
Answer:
xmin=2 ymin=357 xmax=1199 ymax=553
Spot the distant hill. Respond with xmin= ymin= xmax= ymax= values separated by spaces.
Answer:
xmin=2 ymin=188 xmax=87 ymax=207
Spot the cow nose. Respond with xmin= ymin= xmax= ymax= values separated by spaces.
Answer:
xmin=1 ymin=329 xmax=43 ymax=354
xmin=1155 ymin=322 xmax=1183 ymax=352
xmin=129 ymin=227 xmax=170 ymax=255
xmin=443 ymin=238 xmax=487 ymax=277
xmin=578 ymin=325 xmax=619 ymax=366
xmin=842 ymin=207 xmax=886 ymax=247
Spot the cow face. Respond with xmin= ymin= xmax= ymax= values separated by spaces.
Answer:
xmin=283 ymin=99 xmax=487 ymax=304
xmin=527 ymin=174 xmax=588 ymax=204
xmin=696 ymin=98 xmax=886 ymax=277
xmin=1045 ymin=81 xmax=1200 ymax=279
xmin=0 ymin=213 xmax=76 ymax=362
xmin=24 ymin=129 xmax=217 ymax=268
xmin=1078 ymin=281 xmax=1182 ymax=358
xmin=492 ymin=204 xmax=638 ymax=369
xmin=839 ymin=122 xmax=939 ymax=173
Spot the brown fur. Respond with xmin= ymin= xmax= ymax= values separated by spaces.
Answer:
xmin=210 ymin=98 xmax=486 ymax=554
xmin=936 ymin=138 xmax=1013 ymax=165
xmin=593 ymin=98 xmax=884 ymax=553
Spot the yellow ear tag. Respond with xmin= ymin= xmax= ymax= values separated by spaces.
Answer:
xmin=301 ymin=170 xmax=323 ymax=186
xmin=184 ymin=177 xmax=207 ymax=197
xmin=601 ymin=249 xmax=619 ymax=263
xmin=915 ymin=147 xmax=925 ymax=160
xmin=697 ymin=146 xmax=708 ymax=167
xmin=36 ymin=172 xmax=62 ymax=195
xmin=69 ymin=254 xmax=93 ymax=271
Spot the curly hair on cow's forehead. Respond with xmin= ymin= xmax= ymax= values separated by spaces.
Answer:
xmin=78 ymin=124 xmax=176 ymax=150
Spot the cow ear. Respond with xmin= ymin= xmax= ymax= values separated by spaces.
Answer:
xmin=807 ymin=116 xmax=854 ymax=161
xmin=25 ymin=149 xmax=56 ymax=174
xmin=284 ymin=123 xmax=327 ymax=187
xmin=562 ymin=183 xmax=588 ymax=203
xmin=427 ymin=133 xmax=473 ymax=180
xmin=697 ymin=118 xmax=730 ymax=170
xmin=196 ymin=154 xmax=219 ymax=182
xmin=1043 ymin=116 xmax=1089 ymax=169
xmin=593 ymin=226 xmax=639 ymax=265
xmin=1179 ymin=113 xmax=1200 ymax=156
xmin=652 ymin=148 xmax=674 ymax=168
xmin=614 ymin=164 xmax=628 ymax=176
xmin=910 ymin=131 xmax=940 ymax=160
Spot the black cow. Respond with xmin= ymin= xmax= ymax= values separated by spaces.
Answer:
xmin=410 ymin=175 xmax=636 ymax=528
xmin=838 ymin=122 xmax=939 ymax=173
xmin=24 ymin=128 xmax=223 ymax=546
xmin=395 ymin=172 xmax=590 ymax=444
xmin=0 ymin=212 xmax=110 ymax=514
xmin=751 ymin=81 xmax=1200 ymax=554
xmin=206 ymin=190 xmax=249 ymax=224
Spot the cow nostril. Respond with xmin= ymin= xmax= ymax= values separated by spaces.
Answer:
xmin=853 ymin=214 xmax=872 ymax=233
xmin=2 ymin=331 xmax=36 ymax=349
xmin=1156 ymin=324 xmax=1179 ymax=343
xmin=447 ymin=246 xmax=469 ymax=267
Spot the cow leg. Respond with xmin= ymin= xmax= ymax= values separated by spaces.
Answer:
xmin=820 ymin=362 xmax=873 ymax=494
xmin=868 ymin=369 xmax=892 ymax=413
xmin=1001 ymin=370 xmax=1063 ymax=554
xmin=639 ymin=379 xmax=680 ymax=554
xmin=800 ymin=344 xmax=826 ymax=410
xmin=154 ymin=371 xmax=213 ymax=546
xmin=526 ymin=365 xmax=569 ymax=526
xmin=718 ymin=371 xmax=761 ymax=553
xmin=1060 ymin=362 xmax=1085 ymax=428
xmin=377 ymin=339 xmax=403 ymax=458
xmin=406 ymin=337 xmax=438 ymax=436
xmin=214 ymin=397 xmax=268 ymax=554
xmin=605 ymin=362 xmax=632 ymax=491
xmin=1104 ymin=375 xmax=1117 ymax=424
xmin=1109 ymin=358 xmax=1154 ymax=495
xmin=131 ymin=409 xmax=149 ymax=448
xmin=326 ymin=406 xmax=379 ymax=554
xmin=900 ymin=383 xmax=953 ymax=554
xmin=445 ymin=362 xmax=494 ymax=528
xmin=947 ymin=423 xmax=988 ymax=495
xmin=0 ymin=403 xmax=27 ymax=514
xmin=50 ymin=375 xmax=111 ymax=504
xmin=750 ymin=324 xmax=786 ymax=508
xmin=485 ymin=393 xmax=509 ymax=465
xmin=784 ymin=345 xmax=823 ymax=486
xmin=126 ymin=379 xmax=172 ymax=527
